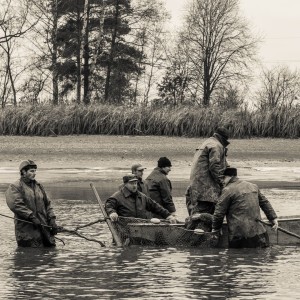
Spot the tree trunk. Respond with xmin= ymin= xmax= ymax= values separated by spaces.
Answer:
xmin=88 ymin=1 xmax=106 ymax=103
xmin=144 ymin=37 xmax=157 ymax=105
xmin=104 ymin=0 xmax=120 ymax=103
xmin=82 ymin=0 xmax=90 ymax=104
xmin=76 ymin=0 xmax=82 ymax=104
xmin=51 ymin=0 xmax=59 ymax=105
xmin=133 ymin=29 xmax=146 ymax=104
xmin=203 ymin=56 xmax=211 ymax=106
xmin=7 ymin=64 xmax=17 ymax=106
xmin=2 ymin=38 xmax=17 ymax=106
xmin=1 ymin=66 xmax=10 ymax=108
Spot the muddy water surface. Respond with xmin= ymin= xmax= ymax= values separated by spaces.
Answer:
xmin=0 ymin=166 xmax=299 ymax=299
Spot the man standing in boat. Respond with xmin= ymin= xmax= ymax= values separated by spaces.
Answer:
xmin=5 ymin=160 xmax=59 ymax=247
xmin=106 ymin=174 xmax=176 ymax=223
xmin=212 ymin=167 xmax=278 ymax=248
xmin=145 ymin=157 xmax=176 ymax=217
xmin=131 ymin=163 xmax=149 ymax=196
xmin=189 ymin=127 xmax=230 ymax=215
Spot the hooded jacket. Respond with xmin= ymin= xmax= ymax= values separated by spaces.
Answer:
xmin=190 ymin=134 xmax=229 ymax=205
xmin=5 ymin=178 xmax=56 ymax=247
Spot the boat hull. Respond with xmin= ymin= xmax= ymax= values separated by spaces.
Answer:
xmin=115 ymin=217 xmax=300 ymax=247
xmin=218 ymin=217 xmax=300 ymax=247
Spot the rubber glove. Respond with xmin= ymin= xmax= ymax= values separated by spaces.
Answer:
xmin=48 ymin=217 xmax=59 ymax=235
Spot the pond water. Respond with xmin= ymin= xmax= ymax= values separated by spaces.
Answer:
xmin=0 ymin=179 xmax=300 ymax=299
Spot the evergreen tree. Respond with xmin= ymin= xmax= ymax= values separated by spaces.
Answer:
xmin=55 ymin=0 xmax=143 ymax=104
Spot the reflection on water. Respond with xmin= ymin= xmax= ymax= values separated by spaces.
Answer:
xmin=0 ymin=182 xmax=300 ymax=299
xmin=1 ymin=245 xmax=300 ymax=299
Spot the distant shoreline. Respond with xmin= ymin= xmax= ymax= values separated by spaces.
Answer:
xmin=0 ymin=135 xmax=298 ymax=189
xmin=0 ymin=135 xmax=299 ymax=165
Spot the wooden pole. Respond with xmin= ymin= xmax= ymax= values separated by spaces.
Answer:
xmin=90 ymin=183 xmax=123 ymax=246
xmin=257 ymin=219 xmax=300 ymax=240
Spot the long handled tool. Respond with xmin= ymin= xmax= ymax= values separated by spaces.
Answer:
xmin=90 ymin=183 xmax=123 ymax=247
xmin=257 ymin=219 xmax=300 ymax=240
xmin=0 ymin=212 xmax=52 ymax=228
xmin=1 ymin=212 xmax=58 ymax=246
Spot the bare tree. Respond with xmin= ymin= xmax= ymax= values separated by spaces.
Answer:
xmin=181 ymin=0 xmax=257 ymax=106
xmin=0 ymin=0 xmax=33 ymax=43
xmin=21 ymin=0 xmax=60 ymax=105
xmin=0 ymin=0 xmax=36 ymax=107
xmin=19 ymin=73 xmax=48 ymax=104
xmin=213 ymin=83 xmax=246 ymax=108
xmin=158 ymin=33 xmax=196 ymax=106
xmin=130 ymin=0 xmax=169 ymax=105
xmin=256 ymin=66 xmax=300 ymax=109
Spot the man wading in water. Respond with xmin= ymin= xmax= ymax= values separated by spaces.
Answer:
xmin=6 ymin=160 xmax=59 ymax=247
xmin=212 ymin=167 xmax=278 ymax=248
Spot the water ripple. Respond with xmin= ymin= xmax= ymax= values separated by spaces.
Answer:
xmin=1 ymin=189 xmax=300 ymax=300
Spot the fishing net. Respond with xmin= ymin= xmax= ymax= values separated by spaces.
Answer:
xmin=114 ymin=217 xmax=218 ymax=247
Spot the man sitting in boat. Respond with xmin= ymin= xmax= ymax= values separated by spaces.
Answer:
xmin=105 ymin=174 xmax=177 ymax=223
xmin=212 ymin=167 xmax=278 ymax=248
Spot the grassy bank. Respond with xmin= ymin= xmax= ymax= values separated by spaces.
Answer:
xmin=0 ymin=104 xmax=299 ymax=138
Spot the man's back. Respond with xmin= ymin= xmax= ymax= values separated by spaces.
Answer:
xmin=214 ymin=178 xmax=276 ymax=241
xmin=191 ymin=137 xmax=226 ymax=174
xmin=189 ymin=136 xmax=228 ymax=205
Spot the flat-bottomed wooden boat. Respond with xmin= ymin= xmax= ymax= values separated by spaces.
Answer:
xmin=114 ymin=216 xmax=300 ymax=247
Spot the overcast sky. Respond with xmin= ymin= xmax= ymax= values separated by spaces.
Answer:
xmin=164 ymin=0 xmax=300 ymax=70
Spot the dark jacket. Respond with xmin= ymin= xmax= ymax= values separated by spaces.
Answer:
xmin=185 ymin=185 xmax=193 ymax=215
xmin=5 ymin=178 xmax=56 ymax=247
xmin=119 ymin=179 xmax=149 ymax=196
xmin=190 ymin=134 xmax=229 ymax=205
xmin=105 ymin=186 xmax=171 ymax=219
xmin=137 ymin=179 xmax=149 ymax=196
xmin=145 ymin=167 xmax=176 ymax=213
xmin=212 ymin=177 xmax=277 ymax=243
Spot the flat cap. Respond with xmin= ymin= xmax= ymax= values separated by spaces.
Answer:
xmin=19 ymin=160 xmax=37 ymax=171
xmin=123 ymin=174 xmax=139 ymax=183
xmin=131 ymin=163 xmax=146 ymax=173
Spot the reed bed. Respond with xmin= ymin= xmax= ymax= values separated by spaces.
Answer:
xmin=0 ymin=104 xmax=299 ymax=138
